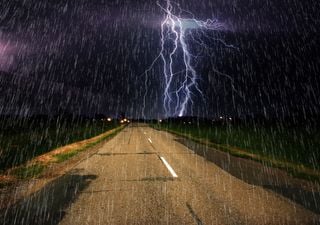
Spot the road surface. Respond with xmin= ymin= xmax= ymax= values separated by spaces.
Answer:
xmin=2 ymin=123 xmax=320 ymax=225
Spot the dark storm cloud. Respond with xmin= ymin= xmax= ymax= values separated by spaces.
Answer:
xmin=0 ymin=0 xmax=165 ymax=117
xmin=0 ymin=0 xmax=319 ymax=118
xmin=0 ymin=39 xmax=15 ymax=71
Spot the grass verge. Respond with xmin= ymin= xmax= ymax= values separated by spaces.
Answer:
xmin=53 ymin=126 xmax=123 ymax=163
xmin=11 ymin=164 xmax=46 ymax=179
xmin=0 ymin=125 xmax=125 ymax=187
xmin=0 ymin=118 xmax=120 ymax=171
xmin=54 ymin=151 xmax=79 ymax=163
xmin=152 ymin=124 xmax=320 ymax=183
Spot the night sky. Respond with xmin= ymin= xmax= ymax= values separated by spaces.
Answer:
xmin=0 ymin=0 xmax=319 ymax=119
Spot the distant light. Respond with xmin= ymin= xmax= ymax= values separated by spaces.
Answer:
xmin=229 ymin=117 xmax=232 ymax=121
xmin=120 ymin=120 xmax=124 ymax=123
xmin=159 ymin=119 xmax=162 ymax=123
xmin=107 ymin=118 xmax=112 ymax=122
xmin=219 ymin=116 xmax=223 ymax=119
xmin=127 ymin=120 xmax=130 ymax=123
xmin=124 ymin=118 xmax=127 ymax=122
xmin=188 ymin=122 xmax=191 ymax=124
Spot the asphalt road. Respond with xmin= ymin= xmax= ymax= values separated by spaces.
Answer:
xmin=56 ymin=123 xmax=319 ymax=225
xmin=2 ymin=123 xmax=319 ymax=225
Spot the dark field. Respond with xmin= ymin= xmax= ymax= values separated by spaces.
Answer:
xmin=0 ymin=116 xmax=119 ymax=171
xmin=152 ymin=118 xmax=320 ymax=171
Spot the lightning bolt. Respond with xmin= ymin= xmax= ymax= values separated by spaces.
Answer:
xmin=142 ymin=0 xmax=237 ymax=118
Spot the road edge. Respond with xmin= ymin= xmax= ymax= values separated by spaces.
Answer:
xmin=0 ymin=125 xmax=126 ymax=210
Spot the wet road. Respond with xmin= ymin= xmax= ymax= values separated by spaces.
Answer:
xmin=57 ymin=123 xmax=319 ymax=225
xmin=2 ymin=123 xmax=319 ymax=225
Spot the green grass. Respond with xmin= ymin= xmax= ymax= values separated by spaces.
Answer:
xmin=0 ymin=118 xmax=120 ymax=171
xmin=152 ymin=121 xmax=320 ymax=171
xmin=54 ymin=151 xmax=79 ymax=163
xmin=11 ymin=164 xmax=46 ymax=179
xmin=0 ymin=123 xmax=125 ymax=188
xmin=53 ymin=126 xmax=124 ymax=163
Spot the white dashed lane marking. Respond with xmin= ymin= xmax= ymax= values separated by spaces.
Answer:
xmin=160 ymin=156 xmax=178 ymax=178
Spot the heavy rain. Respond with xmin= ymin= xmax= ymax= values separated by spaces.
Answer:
xmin=0 ymin=0 xmax=319 ymax=224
